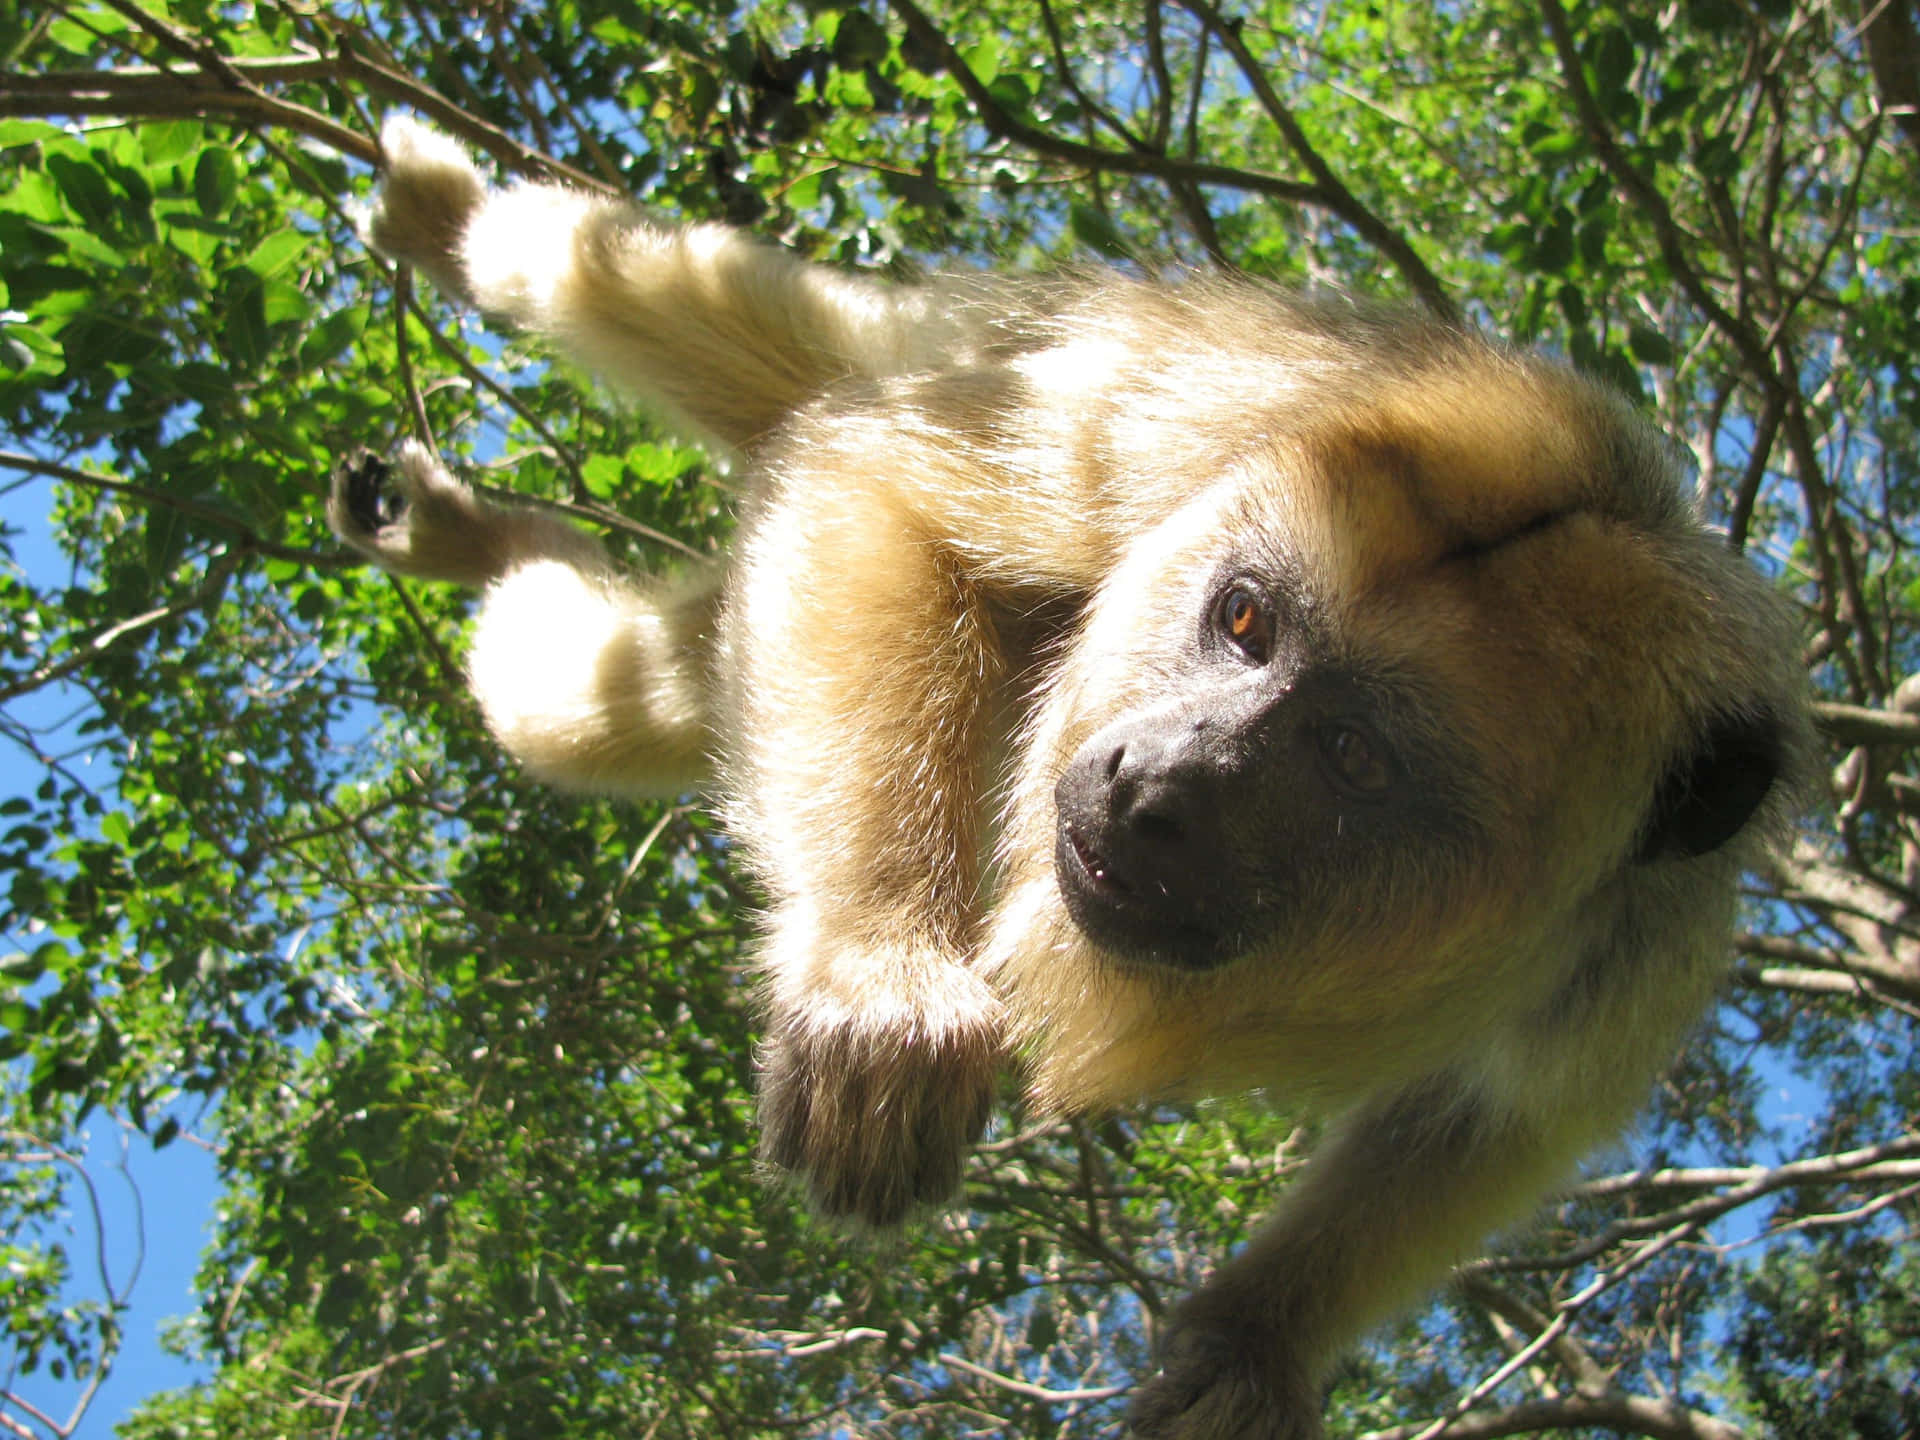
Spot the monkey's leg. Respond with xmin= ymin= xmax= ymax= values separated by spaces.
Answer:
xmin=730 ymin=492 xmax=1007 ymax=1226
xmin=367 ymin=117 xmax=947 ymax=453
xmin=332 ymin=442 xmax=719 ymax=796
xmin=1128 ymin=1079 xmax=1585 ymax=1440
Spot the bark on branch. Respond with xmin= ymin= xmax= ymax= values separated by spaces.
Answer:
xmin=0 ymin=50 xmax=611 ymax=191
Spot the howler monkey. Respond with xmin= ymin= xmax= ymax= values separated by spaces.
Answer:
xmin=331 ymin=117 xmax=1806 ymax=1440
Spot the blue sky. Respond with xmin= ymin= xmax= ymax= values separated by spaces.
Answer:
xmin=8 ymin=1121 xmax=216 ymax=1437
xmin=1 ymin=474 xmax=216 ymax=1438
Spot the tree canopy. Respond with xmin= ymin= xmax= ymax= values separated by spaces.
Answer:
xmin=1 ymin=1 xmax=1917 ymax=1436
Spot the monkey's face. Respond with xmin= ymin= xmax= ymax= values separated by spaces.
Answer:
xmin=1051 ymin=555 xmax=1485 ymax=974
xmin=1042 ymin=460 xmax=1520 ymax=988
xmin=990 ymin=365 xmax=1797 ymax=1109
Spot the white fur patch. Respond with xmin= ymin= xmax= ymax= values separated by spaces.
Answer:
xmin=464 ymin=185 xmax=597 ymax=321
xmin=468 ymin=560 xmax=623 ymax=741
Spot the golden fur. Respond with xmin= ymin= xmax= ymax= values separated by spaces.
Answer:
xmin=330 ymin=116 xmax=1807 ymax=1440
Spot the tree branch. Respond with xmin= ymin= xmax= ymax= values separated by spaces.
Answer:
xmin=1813 ymin=700 xmax=1920 ymax=747
xmin=0 ymin=50 xmax=612 ymax=190
xmin=884 ymin=3 xmax=1328 ymax=214
xmin=1362 ymin=1391 xmax=1749 ymax=1440
xmin=1483 ymin=1132 xmax=1920 ymax=1274
xmin=936 ymin=1349 xmax=1126 ymax=1404
xmin=1172 ymin=0 xmax=1457 ymax=318
xmin=0 ymin=451 xmax=342 ymax=567
xmin=0 ymin=56 xmax=378 ymax=163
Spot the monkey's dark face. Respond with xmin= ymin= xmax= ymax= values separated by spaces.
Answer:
xmin=1040 ymin=389 xmax=1788 ymax=985
xmin=1052 ymin=567 xmax=1476 ymax=971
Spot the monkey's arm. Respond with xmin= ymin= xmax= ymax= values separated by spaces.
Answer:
xmin=729 ymin=466 xmax=1012 ymax=1226
xmin=368 ymin=117 xmax=947 ymax=452
xmin=1129 ymin=1077 xmax=1593 ymax=1440
xmin=332 ymin=443 xmax=719 ymax=796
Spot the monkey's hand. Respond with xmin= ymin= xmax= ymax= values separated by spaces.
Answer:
xmin=1128 ymin=1304 xmax=1321 ymax=1440
xmin=758 ymin=963 xmax=1003 ymax=1229
xmin=364 ymin=116 xmax=487 ymax=305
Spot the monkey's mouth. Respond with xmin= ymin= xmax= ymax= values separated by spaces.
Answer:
xmin=1055 ymin=822 xmax=1229 ymax=971
xmin=1063 ymin=825 xmax=1123 ymax=891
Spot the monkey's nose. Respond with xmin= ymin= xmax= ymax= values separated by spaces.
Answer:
xmin=1104 ymin=742 xmax=1201 ymax=854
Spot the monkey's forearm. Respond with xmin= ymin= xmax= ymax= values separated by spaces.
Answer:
xmin=329 ymin=443 xmax=607 ymax=585
xmin=1132 ymin=1079 xmax=1585 ymax=1439
xmin=730 ymin=479 xmax=1010 ymax=1223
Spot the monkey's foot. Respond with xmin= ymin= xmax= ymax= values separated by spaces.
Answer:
xmin=364 ymin=116 xmax=486 ymax=300
xmin=331 ymin=448 xmax=404 ymax=537
xmin=1129 ymin=1319 xmax=1320 ymax=1440
xmin=328 ymin=441 xmax=504 ymax=586
xmin=758 ymin=972 xmax=1002 ymax=1229
xmin=330 ymin=438 xmax=457 ymax=547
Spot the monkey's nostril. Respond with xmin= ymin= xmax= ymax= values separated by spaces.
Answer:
xmin=1132 ymin=809 xmax=1184 ymax=847
xmin=1104 ymin=744 xmax=1126 ymax=783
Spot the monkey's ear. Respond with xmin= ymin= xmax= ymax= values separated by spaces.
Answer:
xmin=1635 ymin=711 xmax=1783 ymax=863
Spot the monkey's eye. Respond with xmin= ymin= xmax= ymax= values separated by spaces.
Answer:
xmin=1216 ymin=584 xmax=1273 ymax=663
xmin=1318 ymin=722 xmax=1393 ymax=795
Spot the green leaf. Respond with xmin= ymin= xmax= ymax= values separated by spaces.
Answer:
xmin=293 ymin=584 xmax=330 ymax=623
xmin=46 ymin=18 xmax=104 ymax=53
xmin=1695 ymin=133 xmax=1739 ymax=181
xmin=825 ymin=69 xmax=874 ymax=108
xmin=1027 ymin=1303 xmax=1059 ymax=1349
xmin=46 ymin=224 xmax=128 ymax=268
xmin=164 ymin=214 xmax=221 ymax=265
xmin=262 ymin=278 xmax=310 ymax=325
xmin=831 ymin=8 xmax=890 ymax=67
xmin=0 ymin=949 xmax=47 ymax=984
xmin=986 ymin=73 xmax=1031 ymax=114
xmin=1533 ymin=207 xmax=1576 ymax=273
xmin=961 ymin=34 xmax=1001 ymax=84
xmin=1557 ymin=281 xmax=1590 ymax=331
xmin=143 ymin=505 xmax=190 ymax=579
xmin=40 ymin=1058 xmax=90 ymax=1094
xmin=59 ymin=314 xmax=154 ymax=371
xmin=1069 ymin=201 xmax=1132 ymax=261
xmin=46 ymin=154 xmax=115 ymax=230
xmin=1627 ymin=324 xmax=1675 ymax=364
xmin=222 ymin=275 xmax=268 ymax=367
xmin=1589 ymin=26 xmax=1636 ymax=109
xmin=194 ymin=147 xmax=240 ymax=216
xmin=299 ymin=304 xmax=367 ymax=366
xmin=0 ymin=120 xmax=64 ymax=149
xmin=244 ymin=229 xmax=309 ymax=278
xmin=1577 ymin=217 xmax=1608 ymax=267
xmin=583 ymin=453 xmax=623 ymax=497
xmin=785 ymin=170 xmax=823 ymax=212
xmin=0 ymin=323 xmax=59 ymax=374
xmin=1529 ymin=131 xmax=1582 ymax=163
xmin=142 ymin=120 xmax=204 ymax=166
